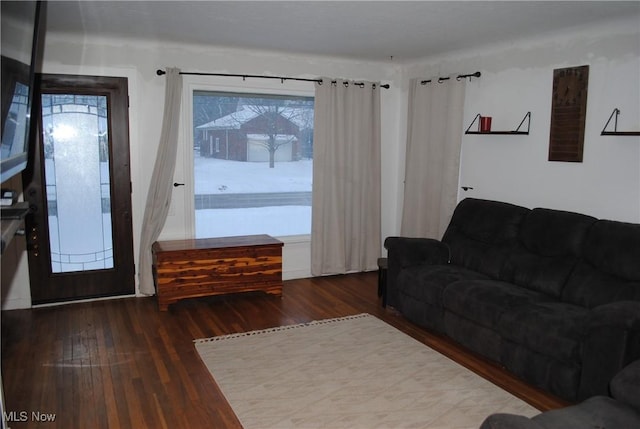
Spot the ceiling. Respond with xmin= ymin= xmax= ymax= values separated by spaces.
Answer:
xmin=43 ymin=1 xmax=640 ymax=62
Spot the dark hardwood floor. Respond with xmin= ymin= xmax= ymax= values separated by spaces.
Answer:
xmin=1 ymin=272 xmax=569 ymax=428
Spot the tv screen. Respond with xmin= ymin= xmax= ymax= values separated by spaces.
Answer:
xmin=1 ymin=1 xmax=42 ymax=184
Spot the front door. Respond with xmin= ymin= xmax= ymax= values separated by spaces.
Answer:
xmin=23 ymin=74 xmax=134 ymax=304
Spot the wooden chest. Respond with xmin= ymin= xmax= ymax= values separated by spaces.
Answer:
xmin=152 ymin=234 xmax=283 ymax=311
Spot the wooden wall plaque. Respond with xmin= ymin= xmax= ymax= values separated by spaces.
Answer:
xmin=548 ymin=65 xmax=589 ymax=162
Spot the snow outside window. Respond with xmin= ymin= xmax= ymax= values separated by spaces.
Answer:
xmin=193 ymin=91 xmax=314 ymax=238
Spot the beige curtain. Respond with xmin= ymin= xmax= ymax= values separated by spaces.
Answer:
xmin=400 ymin=77 xmax=466 ymax=239
xmin=138 ymin=68 xmax=183 ymax=295
xmin=311 ymin=79 xmax=381 ymax=276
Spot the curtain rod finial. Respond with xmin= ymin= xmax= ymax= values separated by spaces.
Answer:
xmin=156 ymin=69 xmax=166 ymax=76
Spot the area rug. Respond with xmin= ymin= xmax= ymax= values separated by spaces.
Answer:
xmin=194 ymin=313 xmax=538 ymax=429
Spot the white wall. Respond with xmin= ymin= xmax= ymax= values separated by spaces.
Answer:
xmin=401 ymin=17 xmax=640 ymax=222
xmin=2 ymin=16 xmax=638 ymax=309
xmin=1 ymin=33 xmax=403 ymax=309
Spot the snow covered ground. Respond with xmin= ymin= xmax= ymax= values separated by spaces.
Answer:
xmin=194 ymin=156 xmax=312 ymax=194
xmin=194 ymin=156 xmax=312 ymax=237
xmin=195 ymin=206 xmax=311 ymax=238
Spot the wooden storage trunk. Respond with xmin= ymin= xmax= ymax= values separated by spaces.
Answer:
xmin=152 ymin=234 xmax=283 ymax=311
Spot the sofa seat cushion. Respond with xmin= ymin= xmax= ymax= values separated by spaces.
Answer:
xmin=397 ymin=264 xmax=488 ymax=306
xmin=442 ymin=279 xmax=551 ymax=329
xmin=499 ymin=302 xmax=589 ymax=363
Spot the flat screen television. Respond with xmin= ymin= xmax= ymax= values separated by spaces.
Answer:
xmin=1 ymin=1 xmax=44 ymax=184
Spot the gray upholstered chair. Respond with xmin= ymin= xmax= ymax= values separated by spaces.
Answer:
xmin=479 ymin=359 xmax=640 ymax=429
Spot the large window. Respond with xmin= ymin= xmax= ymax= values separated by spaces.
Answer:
xmin=193 ymin=91 xmax=314 ymax=238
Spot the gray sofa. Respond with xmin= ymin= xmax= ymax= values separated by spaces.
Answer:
xmin=479 ymin=359 xmax=640 ymax=428
xmin=384 ymin=198 xmax=640 ymax=402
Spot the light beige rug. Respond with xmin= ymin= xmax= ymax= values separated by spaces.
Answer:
xmin=194 ymin=313 xmax=538 ymax=429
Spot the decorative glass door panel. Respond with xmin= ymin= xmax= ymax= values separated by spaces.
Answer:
xmin=41 ymin=94 xmax=114 ymax=273
xmin=25 ymin=74 xmax=133 ymax=304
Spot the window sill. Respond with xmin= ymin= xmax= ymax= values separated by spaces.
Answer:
xmin=276 ymin=234 xmax=311 ymax=245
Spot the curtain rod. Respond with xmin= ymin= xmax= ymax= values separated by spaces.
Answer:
xmin=156 ymin=69 xmax=390 ymax=89
xmin=421 ymin=71 xmax=481 ymax=85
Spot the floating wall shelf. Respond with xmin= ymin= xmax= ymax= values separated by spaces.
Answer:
xmin=465 ymin=112 xmax=531 ymax=135
xmin=601 ymin=108 xmax=640 ymax=136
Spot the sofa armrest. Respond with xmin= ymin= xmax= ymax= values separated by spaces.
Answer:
xmin=590 ymin=301 xmax=640 ymax=329
xmin=480 ymin=414 xmax=546 ymax=429
xmin=579 ymin=301 xmax=640 ymax=400
xmin=384 ymin=236 xmax=450 ymax=267
xmin=383 ymin=237 xmax=450 ymax=308
xmin=610 ymin=359 xmax=640 ymax=412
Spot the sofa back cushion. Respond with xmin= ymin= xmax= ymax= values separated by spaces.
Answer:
xmin=501 ymin=208 xmax=596 ymax=297
xmin=442 ymin=198 xmax=529 ymax=279
xmin=562 ymin=220 xmax=640 ymax=308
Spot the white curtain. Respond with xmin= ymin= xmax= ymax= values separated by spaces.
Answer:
xmin=311 ymin=79 xmax=382 ymax=276
xmin=138 ymin=68 xmax=183 ymax=295
xmin=400 ymin=77 xmax=466 ymax=239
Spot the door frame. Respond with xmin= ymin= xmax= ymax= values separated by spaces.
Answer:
xmin=23 ymin=73 xmax=135 ymax=304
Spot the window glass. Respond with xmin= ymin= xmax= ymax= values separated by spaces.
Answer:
xmin=193 ymin=91 xmax=314 ymax=238
xmin=41 ymin=94 xmax=113 ymax=272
